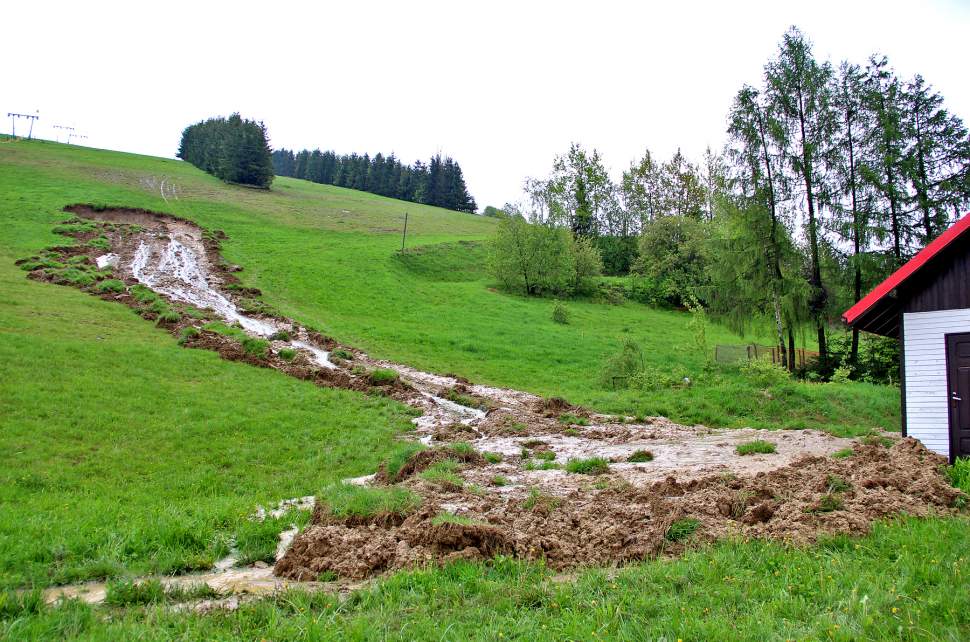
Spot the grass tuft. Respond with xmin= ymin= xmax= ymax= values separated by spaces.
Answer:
xmin=665 ymin=518 xmax=700 ymax=542
xmin=627 ymin=449 xmax=654 ymax=463
xmin=735 ymin=440 xmax=776 ymax=456
xmin=565 ymin=457 xmax=609 ymax=475
xmin=319 ymin=484 xmax=421 ymax=519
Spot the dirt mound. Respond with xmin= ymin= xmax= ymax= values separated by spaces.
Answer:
xmin=276 ymin=438 xmax=964 ymax=580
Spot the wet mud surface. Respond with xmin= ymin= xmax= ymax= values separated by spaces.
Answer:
xmin=21 ymin=205 xmax=966 ymax=604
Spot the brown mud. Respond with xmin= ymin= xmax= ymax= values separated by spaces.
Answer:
xmin=20 ymin=205 xmax=967 ymax=601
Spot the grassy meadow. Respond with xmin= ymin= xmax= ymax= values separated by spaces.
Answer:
xmin=1 ymin=137 xmax=964 ymax=640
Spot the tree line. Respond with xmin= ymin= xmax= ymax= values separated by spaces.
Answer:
xmin=177 ymin=114 xmax=274 ymax=188
xmin=272 ymin=148 xmax=477 ymax=213
xmin=493 ymin=26 xmax=970 ymax=375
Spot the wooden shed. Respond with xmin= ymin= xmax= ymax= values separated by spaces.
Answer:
xmin=843 ymin=213 xmax=970 ymax=462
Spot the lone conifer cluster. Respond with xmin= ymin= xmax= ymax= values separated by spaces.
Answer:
xmin=178 ymin=114 xmax=274 ymax=188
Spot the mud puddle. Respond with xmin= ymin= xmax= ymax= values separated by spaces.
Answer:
xmin=24 ymin=205 xmax=967 ymax=605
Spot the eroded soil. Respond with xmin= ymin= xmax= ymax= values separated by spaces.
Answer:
xmin=21 ymin=205 xmax=965 ymax=603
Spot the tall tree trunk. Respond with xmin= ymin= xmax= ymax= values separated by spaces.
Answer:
xmin=772 ymin=292 xmax=787 ymax=369
xmin=788 ymin=328 xmax=797 ymax=373
xmin=848 ymin=115 xmax=862 ymax=366
xmin=796 ymin=94 xmax=827 ymax=360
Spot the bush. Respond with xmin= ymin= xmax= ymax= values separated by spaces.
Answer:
xmin=565 ymin=457 xmax=609 ymax=475
xmin=664 ymin=518 xmax=700 ymax=542
xmin=552 ymin=301 xmax=569 ymax=324
xmin=629 ymin=367 xmax=677 ymax=391
xmin=599 ymin=338 xmax=645 ymax=389
xmin=740 ymin=357 xmax=789 ymax=388
xmin=736 ymin=440 xmax=776 ymax=455
xmin=369 ymin=368 xmax=399 ymax=385
xmin=634 ymin=215 xmax=709 ymax=307
xmin=830 ymin=366 xmax=852 ymax=385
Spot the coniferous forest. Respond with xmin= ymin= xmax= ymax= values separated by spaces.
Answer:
xmin=271 ymin=148 xmax=477 ymax=213
xmin=177 ymin=114 xmax=274 ymax=188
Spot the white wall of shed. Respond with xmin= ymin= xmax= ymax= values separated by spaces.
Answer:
xmin=902 ymin=309 xmax=970 ymax=457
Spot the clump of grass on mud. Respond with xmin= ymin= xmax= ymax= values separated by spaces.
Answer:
xmin=522 ymin=487 xmax=561 ymax=512
xmin=826 ymin=474 xmax=852 ymax=493
xmin=95 ymin=278 xmax=125 ymax=293
xmin=431 ymin=512 xmax=478 ymax=526
xmin=278 ymin=348 xmax=296 ymax=361
xmin=861 ymin=433 xmax=895 ymax=448
xmin=735 ymin=440 xmax=776 ymax=456
xmin=558 ymin=413 xmax=589 ymax=426
xmin=369 ymin=368 xmax=399 ymax=386
xmin=104 ymin=579 xmax=219 ymax=607
xmin=832 ymin=447 xmax=854 ymax=459
xmin=331 ymin=349 xmax=353 ymax=361
xmin=483 ymin=452 xmax=503 ymax=464
xmin=807 ymin=493 xmax=845 ymax=514
xmin=241 ymin=337 xmax=269 ymax=357
xmin=491 ymin=475 xmax=510 ymax=487
xmin=665 ymin=518 xmax=700 ymax=542
xmin=420 ymin=459 xmax=464 ymax=488
xmin=565 ymin=457 xmax=609 ymax=475
xmin=319 ymin=484 xmax=421 ymax=520
xmin=444 ymin=388 xmax=486 ymax=410
xmin=628 ymin=449 xmax=654 ymax=463
xmin=178 ymin=327 xmax=199 ymax=346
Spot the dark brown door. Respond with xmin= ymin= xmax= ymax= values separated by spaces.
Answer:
xmin=945 ymin=332 xmax=970 ymax=461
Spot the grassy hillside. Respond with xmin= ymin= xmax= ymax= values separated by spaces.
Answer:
xmin=0 ymin=137 xmax=897 ymax=435
xmin=2 ymin=138 xmax=957 ymax=641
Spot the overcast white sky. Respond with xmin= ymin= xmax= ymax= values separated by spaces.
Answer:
xmin=4 ymin=0 xmax=969 ymax=210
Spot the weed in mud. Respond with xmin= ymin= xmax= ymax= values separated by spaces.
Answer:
xmin=431 ymin=512 xmax=478 ymax=526
xmin=491 ymin=475 xmax=510 ymax=487
xmin=467 ymin=483 xmax=486 ymax=496
xmin=665 ymin=518 xmax=700 ymax=542
xmin=945 ymin=458 xmax=970 ymax=494
xmin=278 ymin=348 xmax=296 ymax=361
xmin=524 ymin=460 xmax=561 ymax=471
xmin=565 ymin=457 xmax=610 ymax=475
xmin=522 ymin=487 xmax=561 ymax=512
xmin=319 ymin=484 xmax=421 ymax=519
xmin=420 ymin=459 xmax=464 ymax=488
xmin=563 ymin=427 xmax=580 ymax=437
xmin=369 ymin=368 xmax=399 ymax=385
xmin=861 ymin=433 xmax=895 ymax=448
xmin=351 ymin=364 xmax=367 ymax=376
xmin=807 ymin=493 xmax=845 ymax=514
xmin=627 ymin=449 xmax=654 ymax=463
xmin=593 ymin=479 xmax=609 ymax=490
xmin=444 ymin=388 xmax=485 ymax=410
xmin=735 ymin=440 xmax=776 ymax=456
xmin=533 ymin=450 xmax=555 ymax=462
xmin=95 ymin=278 xmax=125 ymax=293
xmin=241 ymin=337 xmax=269 ymax=357
xmin=558 ymin=413 xmax=589 ymax=426
xmin=451 ymin=442 xmax=475 ymax=456
xmin=269 ymin=330 xmax=291 ymax=342
xmin=832 ymin=447 xmax=854 ymax=459
xmin=730 ymin=490 xmax=756 ymax=519
xmin=177 ymin=327 xmax=199 ymax=345
xmin=826 ymin=474 xmax=852 ymax=493
xmin=522 ymin=439 xmax=546 ymax=448
xmin=331 ymin=349 xmax=353 ymax=361
xmin=483 ymin=452 xmax=503 ymax=464
xmin=156 ymin=310 xmax=181 ymax=325
xmin=316 ymin=570 xmax=338 ymax=582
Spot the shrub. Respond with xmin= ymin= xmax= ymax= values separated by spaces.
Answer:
xmin=178 ymin=327 xmax=200 ymax=345
xmin=565 ymin=457 xmax=609 ymax=475
xmin=552 ymin=301 xmax=569 ymax=324
xmin=599 ymin=338 xmax=645 ymax=389
xmin=629 ymin=367 xmax=677 ymax=391
xmin=830 ymin=366 xmax=852 ymax=385
xmin=740 ymin=357 xmax=790 ymax=388
xmin=635 ymin=215 xmax=710 ymax=307
xmin=665 ymin=518 xmax=700 ymax=542
xmin=95 ymin=279 xmax=125 ymax=293
xmin=627 ymin=450 xmax=654 ymax=463
xmin=278 ymin=348 xmax=296 ymax=361
xmin=736 ymin=440 xmax=776 ymax=455
xmin=318 ymin=484 xmax=421 ymax=519
xmin=369 ymin=368 xmax=400 ymax=386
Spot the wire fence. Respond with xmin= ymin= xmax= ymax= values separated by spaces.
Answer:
xmin=714 ymin=344 xmax=819 ymax=368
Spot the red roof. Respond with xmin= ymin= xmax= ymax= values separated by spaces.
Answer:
xmin=843 ymin=211 xmax=970 ymax=326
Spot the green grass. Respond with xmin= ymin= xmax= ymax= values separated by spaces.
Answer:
xmin=735 ymin=440 xmax=777 ymax=456
xmin=419 ymin=460 xmax=464 ymax=487
xmin=368 ymin=368 xmax=400 ymax=385
xmin=832 ymin=447 xmax=854 ymax=459
xmin=0 ymin=137 xmax=939 ymax=637
xmin=317 ymin=484 xmax=421 ymax=520
xmin=564 ymin=457 xmax=610 ymax=475
xmin=430 ymin=512 xmax=478 ymax=527
xmin=627 ymin=449 xmax=654 ymax=463
xmin=664 ymin=518 xmax=700 ymax=542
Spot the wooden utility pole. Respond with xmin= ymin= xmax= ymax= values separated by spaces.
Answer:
xmin=401 ymin=211 xmax=409 ymax=251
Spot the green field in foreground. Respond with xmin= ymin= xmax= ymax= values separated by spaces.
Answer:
xmin=1 ymin=138 xmax=954 ymax=639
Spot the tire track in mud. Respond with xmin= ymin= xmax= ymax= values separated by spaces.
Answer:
xmin=20 ymin=205 xmax=966 ymax=608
